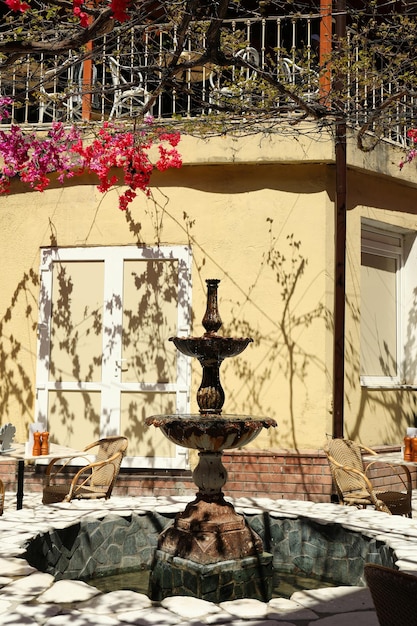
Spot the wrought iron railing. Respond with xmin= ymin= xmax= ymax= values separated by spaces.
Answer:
xmin=0 ymin=15 xmax=414 ymax=148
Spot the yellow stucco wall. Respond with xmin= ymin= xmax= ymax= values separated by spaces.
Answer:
xmin=344 ymin=168 xmax=417 ymax=446
xmin=1 ymin=126 xmax=417 ymax=451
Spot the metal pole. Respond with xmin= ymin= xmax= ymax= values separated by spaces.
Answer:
xmin=333 ymin=120 xmax=346 ymax=439
xmin=332 ymin=0 xmax=347 ymax=439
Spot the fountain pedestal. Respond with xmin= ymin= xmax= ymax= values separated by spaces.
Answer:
xmin=156 ymin=449 xmax=264 ymax=564
xmin=146 ymin=280 xmax=277 ymax=602
xmin=149 ymin=487 xmax=274 ymax=602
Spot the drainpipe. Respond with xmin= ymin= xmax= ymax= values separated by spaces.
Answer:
xmin=332 ymin=0 xmax=347 ymax=439
xmin=319 ymin=0 xmax=332 ymax=102
xmin=81 ymin=3 xmax=94 ymax=121
xmin=81 ymin=42 xmax=93 ymax=122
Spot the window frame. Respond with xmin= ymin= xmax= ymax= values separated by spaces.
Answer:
xmin=360 ymin=223 xmax=403 ymax=388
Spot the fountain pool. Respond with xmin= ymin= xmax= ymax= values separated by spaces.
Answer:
xmin=1 ymin=494 xmax=414 ymax=623
xmin=24 ymin=497 xmax=397 ymax=598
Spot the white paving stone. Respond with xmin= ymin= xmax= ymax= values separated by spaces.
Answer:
xmin=0 ymin=572 xmax=54 ymax=600
xmin=0 ymin=556 xmax=37 ymax=576
xmin=154 ymin=504 xmax=188 ymax=513
xmin=117 ymin=606 xmax=182 ymax=624
xmin=44 ymin=611 xmax=120 ymax=625
xmin=0 ymin=600 xmax=13 ymax=614
xmin=7 ymin=602 xmax=62 ymax=621
xmin=161 ymin=596 xmax=222 ymax=619
xmin=393 ymin=560 xmax=417 ymax=572
xmin=291 ymin=587 xmax=374 ymax=614
xmin=78 ymin=590 xmax=152 ymax=614
xmin=204 ymin=610 xmax=241 ymax=623
xmin=219 ymin=598 xmax=268 ymax=619
xmin=37 ymin=580 xmax=102 ymax=604
xmin=1 ymin=613 xmax=39 ymax=625
xmin=268 ymin=597 xmax=319 ymax=620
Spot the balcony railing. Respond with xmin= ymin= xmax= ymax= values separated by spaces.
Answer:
xmin=0 ymin=15 xmax=414 ymax=148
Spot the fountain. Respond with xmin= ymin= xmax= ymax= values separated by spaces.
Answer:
xmin=145 ymin=279 xmax=277 ymax=602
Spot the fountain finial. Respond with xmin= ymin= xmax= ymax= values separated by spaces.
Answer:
xmin=169 ymin=278 xmax=252 ymax=414
xmin=202 ymin=279 xmax=222 ymax=334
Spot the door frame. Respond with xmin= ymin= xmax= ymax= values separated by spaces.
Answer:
xmin=35 ymin=245 xmax=192 ymax=469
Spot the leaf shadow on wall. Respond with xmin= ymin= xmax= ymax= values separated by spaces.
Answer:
xmin=37 ymin=254 xmax=187 ymax=458
xmin=0 ymin=269 xmax=39 ymax=437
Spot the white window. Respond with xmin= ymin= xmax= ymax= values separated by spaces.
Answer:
xmin=360 ymin=221 xmax=417 ymax=388
xmin=35 ymin=245 xmax=192 ymax=469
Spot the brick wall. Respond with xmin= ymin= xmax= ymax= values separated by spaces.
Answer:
xmin=223 ymin=449 xmax=333 ymax=502
xmin=0 ymin=446 xmax=414 ymax=505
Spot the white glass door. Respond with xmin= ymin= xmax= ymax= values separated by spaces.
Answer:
xmin=35 ymin=245 xmax=192 ymax=468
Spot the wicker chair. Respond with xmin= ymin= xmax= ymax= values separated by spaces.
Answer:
xmin=324 ymin=438 xmax=412 ymax=516
xmin=42 ymin=436 xmax=128 ymax=505
xmin=364 ymin=564 xmax=417 ymax=626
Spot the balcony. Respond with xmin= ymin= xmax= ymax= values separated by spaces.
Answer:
xmin=0 ymin=14 xmax=413 ymax=148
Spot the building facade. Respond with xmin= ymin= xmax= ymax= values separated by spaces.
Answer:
xmin=1 ymin=123 xmax=417 ymax=501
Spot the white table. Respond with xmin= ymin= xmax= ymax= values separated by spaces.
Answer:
xmin=363 ymin=452 xmax=414 ymax=466
xmin=363 ymin=451 xmax=415 ymax=502
xmin=0 ymin=443 xmax=84 ymax=509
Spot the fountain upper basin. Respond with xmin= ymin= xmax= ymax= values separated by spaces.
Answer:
xmin=169 ymin=335 xmax=253 ymax=363
xmin=145 ymin=414 xmax=277 ymax=451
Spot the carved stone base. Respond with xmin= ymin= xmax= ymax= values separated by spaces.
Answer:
xmin=156 ymin=493 xmax=263 ymax=564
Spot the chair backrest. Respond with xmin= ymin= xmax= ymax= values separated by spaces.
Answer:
xmin=39 ymin=56 xmax=99 ymax=122
xmin=209 ymin=46 xmax=259 ymax=92
xmin=75 ymin=62 xmax=98 ymax=105
xmin=235 ymin=46 xmax=259 ymax=81
xmin=280 ymin=57 xmax=319 ymax=99
xmin=88 ymin=436 xmax=128 ymax=493
xmin=324 ymin=438 xmax=368 ymax=496
xmin=235 ymin=46 xmax=259 ymax=65
xmin=108 ymin=56 xmax=144 ymax=89
xmin=364 ymin=564 xmax=417 ymax=626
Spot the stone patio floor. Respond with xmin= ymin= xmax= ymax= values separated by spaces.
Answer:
xmin=2 ymin=491 xmax=417 ymax=625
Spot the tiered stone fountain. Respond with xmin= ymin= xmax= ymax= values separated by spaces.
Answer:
xmin=146 ymin=279 xmax=277 ymax=602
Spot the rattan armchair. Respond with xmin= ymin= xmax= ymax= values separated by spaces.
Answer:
xmin=364 ymin=564 xmax=417 ymax=626
xmin=42 ymin=436 xmax=128 ymax=505
xmin=324 ymin=438 xmax=412 ymax=517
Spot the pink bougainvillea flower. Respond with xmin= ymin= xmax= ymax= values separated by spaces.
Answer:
xmin=4 ymin=0 xmax=130 ymax=24
xmin=0 ymin=100 xmax=182 ymax=210
xmin=110 ymin=0 xmax=131 ymax=22
xmin=4 ymin=0 xmax=30 ymax=12
xmin=73 ymin=0 xmax=89 ymax=28
xmin=71 ymin=121 xmax=182 ymax=210
xmin=0 ymin=97 xmax=13 ymax=122
xmin=0 ymin=120 xmax=83 ymax=193
xmin=400 ymin=128 xmax=417 ymax=170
